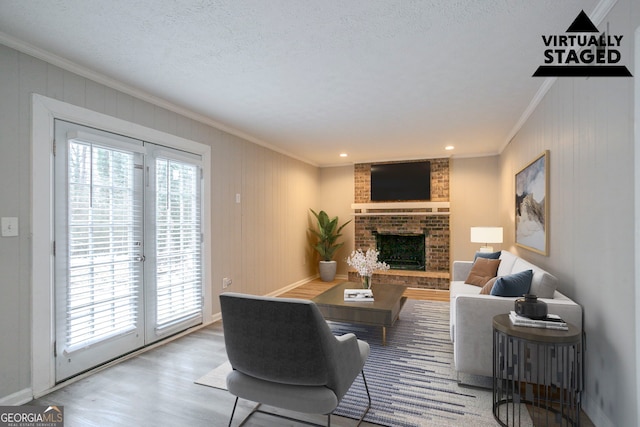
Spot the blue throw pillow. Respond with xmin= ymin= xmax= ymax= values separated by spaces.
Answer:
xmin=490 ymin=270 xmax=533 ymax=297
xmin=474 ymin=251 xmax=501 ymax=260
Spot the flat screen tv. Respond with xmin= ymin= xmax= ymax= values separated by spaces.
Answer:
xmin=370 ymin=161 xmax=431 ymax=201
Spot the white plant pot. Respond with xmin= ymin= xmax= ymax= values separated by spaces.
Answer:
xmin=318 ymin=260 xmax=337 ymax=282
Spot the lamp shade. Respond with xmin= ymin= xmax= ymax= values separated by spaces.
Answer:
xmin=470 ymin=227 xmax=503 ymax=244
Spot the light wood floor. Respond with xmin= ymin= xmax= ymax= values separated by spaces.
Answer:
xmin=30 ymin=278 xmax=593 ymax=427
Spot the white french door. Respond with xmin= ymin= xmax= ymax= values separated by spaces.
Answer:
xmin=54 ymin=120 xmax=203 ymax=381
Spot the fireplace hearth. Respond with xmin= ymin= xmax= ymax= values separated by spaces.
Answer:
xmin=376 ymin=233 xmax=426 ymax=271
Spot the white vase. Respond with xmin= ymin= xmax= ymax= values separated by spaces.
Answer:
xmin=318 ymin=260 xmax=337 ymax=282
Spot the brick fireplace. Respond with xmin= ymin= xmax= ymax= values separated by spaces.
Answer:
xmin=349 ymin=159 xmax=451 ymax=289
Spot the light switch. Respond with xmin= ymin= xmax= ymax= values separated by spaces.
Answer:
xmin=1 ymin=217 xmax=19 ymax=237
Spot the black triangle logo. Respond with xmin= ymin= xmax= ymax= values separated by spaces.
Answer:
xmin=566 ymin=10 xmax=599 ymax=33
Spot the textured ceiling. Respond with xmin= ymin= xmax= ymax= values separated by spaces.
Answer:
xmin=0 ymin=0 xmax=600 ymax=166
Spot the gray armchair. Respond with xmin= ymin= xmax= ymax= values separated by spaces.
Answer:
xmin=219 ymin=292 xmax=371 ymax=426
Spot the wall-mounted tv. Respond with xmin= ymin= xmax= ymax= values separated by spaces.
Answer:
xmin=370 ymin=161 xmax=431 ymax=201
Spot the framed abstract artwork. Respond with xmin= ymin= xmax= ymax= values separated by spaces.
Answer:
xmin=515 ymin=150 xmax=549 ymax=255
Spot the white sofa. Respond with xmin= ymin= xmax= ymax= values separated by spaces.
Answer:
xmin=449 ymin=250 xmax=582 ymax=378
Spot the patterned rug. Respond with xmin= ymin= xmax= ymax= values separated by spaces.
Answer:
xmin=197 ymin=300 xmax=531 ymax=426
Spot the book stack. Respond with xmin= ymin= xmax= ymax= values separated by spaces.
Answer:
xmin=344 ymin=289 xmax=374 ymax=301
xmin=509 ymin=311 xmax=568 ymax=330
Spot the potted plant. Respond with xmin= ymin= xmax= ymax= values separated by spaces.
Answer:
xmin=309 ymin=209 xmax=352 ymax=281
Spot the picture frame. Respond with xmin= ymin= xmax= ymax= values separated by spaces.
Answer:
xmin=515 ymin=150 xmax=549 ymax=255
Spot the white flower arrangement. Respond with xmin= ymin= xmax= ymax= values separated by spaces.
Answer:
xmin=346 ymin=248 xmax=390 ymax=277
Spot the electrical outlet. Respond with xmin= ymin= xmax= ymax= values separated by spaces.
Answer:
xmin=1 ymin=217 xmax=18 ymax=237
xmin=222 ymin=277 xmax=232 ymax=289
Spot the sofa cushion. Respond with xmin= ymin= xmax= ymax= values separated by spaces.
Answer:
xmin=474 ymin=251 xmax=501 ymax=260
xmin=529 ymin=270 xmax=558 ymax=298
xmin=464 ymin=258 xmax=501 ymax=287
xmin=497 ymin=251 xmax=518 ymax=277
xmin=490 ymin=270 xmax=533 ymax=297
xmin=479 ymin=277 xmax=498 ymax=295
xmin=512 ymin=258 xmax=534 ymax=274
xmin=450 ymin=281 xmax=482 ymax=298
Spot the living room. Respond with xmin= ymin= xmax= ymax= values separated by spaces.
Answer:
xmin=0 ymin=1 xmax=638 ymax=426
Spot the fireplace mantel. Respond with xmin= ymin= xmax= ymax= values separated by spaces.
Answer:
xmin=351 ymin=202 xmax=450 ymax=216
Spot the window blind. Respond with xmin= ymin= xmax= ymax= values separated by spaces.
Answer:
xmin=65 ymin=141 xmax=143 ymax=351
xmin=154 ymin=158 xmax=202 ymax=329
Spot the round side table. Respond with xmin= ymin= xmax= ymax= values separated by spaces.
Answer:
xmin=492 ymin=314 xmax=582 ymax=427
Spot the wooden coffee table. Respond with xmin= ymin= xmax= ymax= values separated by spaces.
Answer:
xmin=312 ymin=281 xmax=407 ymax=345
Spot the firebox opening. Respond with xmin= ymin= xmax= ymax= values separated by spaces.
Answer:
xmin=375 ymin=233 xmax=426 ymax=271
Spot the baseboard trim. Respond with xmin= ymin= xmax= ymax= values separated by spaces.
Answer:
xmin=268 ymin=275 xmax=320 ymax=297
xmin=208 ymin=313 xmax=222 ymax=324
xmin=0 ymin=388 xmax=33 ymax=405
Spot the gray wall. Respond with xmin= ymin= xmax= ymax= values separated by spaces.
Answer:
xmin=450 ymin=156 xmax=502 ymax=262
xmin=0 ymin=43 xmax=320 ymax=401
xmin=317 ymin=165 xmax=356 ymax=277
xmin=498 ymin=2 xmax=638 ymax=425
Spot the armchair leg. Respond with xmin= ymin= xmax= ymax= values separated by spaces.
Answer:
xmin=228 ymin=397 xmax=239 ymax=427
xmin=355 ymin=370 xmax=371 ymax=426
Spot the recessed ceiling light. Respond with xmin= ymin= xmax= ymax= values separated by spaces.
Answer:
xmin=339 ymin=153 xmax=348 ymax=157
xmin=445 ymin=145 xmax=455 ymax=151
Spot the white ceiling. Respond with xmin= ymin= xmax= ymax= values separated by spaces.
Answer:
xmin=0 ymin=0 xmax=600 ymax=166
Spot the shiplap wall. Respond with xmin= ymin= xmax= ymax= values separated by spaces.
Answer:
xmin=0 ymin=43 xmax=320 ymax=401
xmin=497 ymin=2 xmax=637 ymax=424
xmin=502 ymin=80 xmax=635 ymax=427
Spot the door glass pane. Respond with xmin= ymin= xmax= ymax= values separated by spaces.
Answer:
xmin=65 ymin=140 xmax=143 ymax=351
xmin=155 ymin=157 xmax=202 ymax=329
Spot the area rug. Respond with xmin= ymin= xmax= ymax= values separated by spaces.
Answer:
xmin=196 ymin=300 xmax=532 ymax=427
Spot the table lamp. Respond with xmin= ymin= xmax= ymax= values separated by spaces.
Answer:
xmin=470 ymin=227 xmax=503 ymax=253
